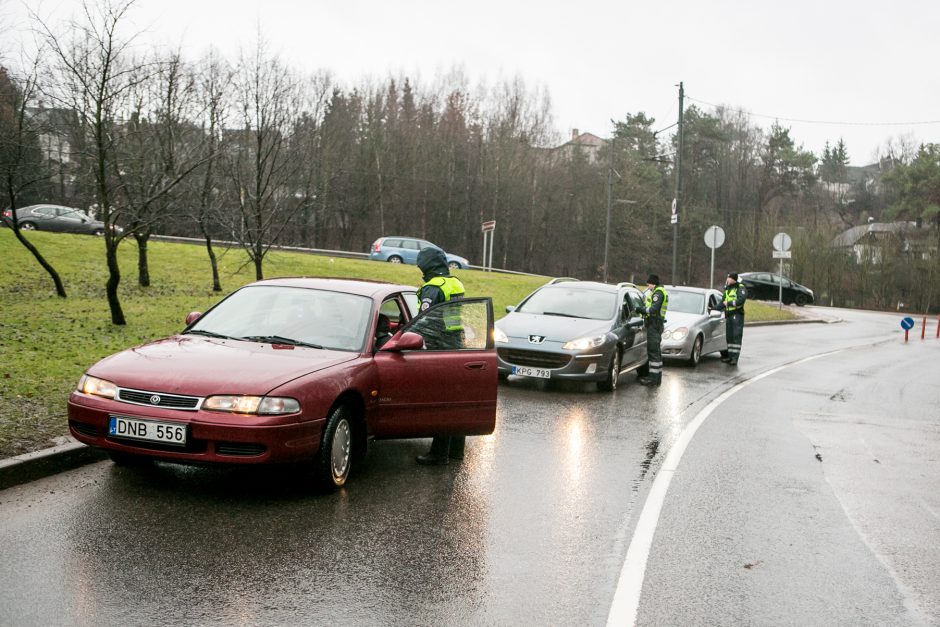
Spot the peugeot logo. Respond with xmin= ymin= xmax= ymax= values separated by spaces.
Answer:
xmin=528 ymin=335 xmax=545 ymax=344
xmin=150 ymin=395 xmax=161 ymax=405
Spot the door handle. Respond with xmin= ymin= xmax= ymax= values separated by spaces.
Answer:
xmin=464 ymin=361 xmax=487 ymax=370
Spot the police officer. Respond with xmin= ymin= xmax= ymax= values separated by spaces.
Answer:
xmin=415 ymin=247 xmax=467 ymax=466
xmin=639 ymin=274 xmax=668 ymax=387
xmin=713 ymin=272 xmax=747 ymax=365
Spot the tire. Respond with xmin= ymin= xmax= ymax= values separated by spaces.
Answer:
xmin=20 ymin=221 xmax=36 ymax=231
xmin=108 ymin=451 xmax=149 ymax=467
xmin=794 ymin=293 xmax=808 ymax=307
xmin=93 ymin=229 xmax=105 ymax=237
xmin=688 ymin=335 xmax=703 ymax=366
xmin=312 ymin=404 xmax=353 ymax=491
xmin=387 ymin=255 xmax=403 ymax=264
xmin=598 ymin=347 xmax=621 ymax=392
xmin=448 ymin=261 xmax=461 ymax=270
xmin=498 ymin=371 xmax=509 ymax=381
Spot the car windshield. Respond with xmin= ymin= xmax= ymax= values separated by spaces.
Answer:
xmin=667 ymin=291 xmax=706 ymax=314
xmin=517 ymin=287 xmax=616 ymax=320
xmin=187 ymin=285 xmax=373 ymax=352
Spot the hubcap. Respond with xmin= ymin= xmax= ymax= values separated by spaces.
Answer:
xmin=331 ymin=418 xmax=351 ymax=481
xmin=389 ymin=257 xmax=401 ymax=264
xmin=693 ymin=338 xmax=702 ymax=363
xmin=21 ymin=223 xmax=35 ymax=231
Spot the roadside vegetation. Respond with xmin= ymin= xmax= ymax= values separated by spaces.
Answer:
xmin=0 ymin=231 xmax=798 ymax=457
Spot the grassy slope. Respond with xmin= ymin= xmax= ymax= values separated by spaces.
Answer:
xmin=0 ymin=231 xmax=546 ymax=457
xmin=0 ymin=231 xmax=795 ymax=457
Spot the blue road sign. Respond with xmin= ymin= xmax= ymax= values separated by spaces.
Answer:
xmin=901 ymin=317 xmax=915 ymax=330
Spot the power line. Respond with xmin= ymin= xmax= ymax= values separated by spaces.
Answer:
xmin=686 ymin=96 xmax=940 ymax=128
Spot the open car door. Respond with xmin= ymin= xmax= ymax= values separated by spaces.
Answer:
xmin=372 ymin=297 xmax=496 ymax=438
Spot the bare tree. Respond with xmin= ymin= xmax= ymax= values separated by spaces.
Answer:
xmin=34 ymin=0 xmax=145 ymax=324
xmin=223 ymin=38 xmax=302 ymax=280
xmin=0 ymin=60 xmax=66 ymax=296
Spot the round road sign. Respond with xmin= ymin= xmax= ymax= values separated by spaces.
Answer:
xmin=704 ymin=225 xmax=725 ymax=249
xmin=773 ymin=232 xmax=792 ymax=252
xmin=901 ymin=317 xmax=915 ymax=330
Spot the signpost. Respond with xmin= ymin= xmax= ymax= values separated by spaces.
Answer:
xmin=703 ymin=225 xmax=725 ymax=288
xmin=772 ymin=232 xmax=792 ymax=308
xmin=481 ymin=220 xmax=496 ymax=272
xmin=901 ymin=316 xmax=915 ymax=342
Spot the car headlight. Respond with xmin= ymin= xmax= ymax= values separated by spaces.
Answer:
xmin=494 ymin=327 xmax=509 ymax=343
xmin=670 ymin=327 xmax=688 ymax=341
xmin=563 ymin=335 xmax=606 ymax=350
xmin=78 ymin=374 xmax=117 ymax=399
xmin=203 ymin=395 xmax=301 ymax=415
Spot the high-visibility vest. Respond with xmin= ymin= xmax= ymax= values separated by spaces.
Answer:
xmin=723 ymin=285 xmax=741 ymax=312
xmin=420 ymin=276 xmax=465 ymax=330
xmin=644 ymin=285 xmax=668 ymax=318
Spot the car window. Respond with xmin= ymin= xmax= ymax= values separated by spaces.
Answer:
xmin=190 ymin=285 xmax=373 ymax=352
xmin=34 ymin=206 xmax=56 ymax=216
xmin=753 ymin=273 xmax=771 ymax=282
xmin=383 ymin=239 xmax=402 ymax=248
xmin=404 ymin=299 xmax=490 ymax=351
xmin=401 ymin=239 xmax=420 ymax=250
xmin=402 ymin=292 xmax=419 ymax=317
xmin=627 ymin=291 xmax=645 ymax=316
xmin=668 ymin=290 xmax=706 ymax=314
xmin=379 ymin=297 xmax=406 ymax=323
xmin=517 ymin=287 xmax=616 ymax=320
xmin=418 ymin=240 xmax=432 ymax=249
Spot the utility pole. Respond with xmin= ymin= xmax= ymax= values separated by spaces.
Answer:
xmin=672 ymin=81 xmax=684 ymax=285
xmin=604 ymin=138 xmax=614 ymax=283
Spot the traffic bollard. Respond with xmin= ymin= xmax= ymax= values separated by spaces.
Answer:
xmin=923 ymin=316 xmax=927 ymax=340
xmin=936 ymin=315 xmax=939 ymax=339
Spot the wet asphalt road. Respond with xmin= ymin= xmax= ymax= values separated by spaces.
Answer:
xmin=1 ymin=307 xmax=938 ymax=626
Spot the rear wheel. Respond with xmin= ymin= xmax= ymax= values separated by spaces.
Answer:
xmin=598 ymin=348 xmax=621 ymax=392
xmin=387 ymin=255 xmax=403 ymax=264
xmin=448 ymin=261 xmax=461 ymax=270
xmin=19 ymin=221 xmax=36 ymax=231
xmin=312 ymin=404 xmax=353 ymax=491
xmin=688 ymin=335 xmax=703 ymax=366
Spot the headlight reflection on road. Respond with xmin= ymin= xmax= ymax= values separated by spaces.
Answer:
xmin=564 ymin=409 xmax=586 ymax=483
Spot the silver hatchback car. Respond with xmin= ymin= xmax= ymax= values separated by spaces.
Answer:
xmin=494 ymin=279 xmax=649 ymax=392
xmin=658 ymin=286 xmax=728 ymax=365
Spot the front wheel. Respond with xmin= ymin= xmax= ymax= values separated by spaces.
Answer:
xmin=688 ymin=335 xmax=703 ymax=366
xmin=312 ymin=405 xmax=353 ymax=491
xmin=448 ymin=261 xmax=462 ymax=270
xmin=387 ymin=255 xmax=403 ymax=264
xmin=794 ymin=293 xmax=808 ymax=307
xmin=598 ymin=348 xmax=621 ymax=392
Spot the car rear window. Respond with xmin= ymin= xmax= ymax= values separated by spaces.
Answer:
xmin=383 ymin=239 xmax=403 ymax=248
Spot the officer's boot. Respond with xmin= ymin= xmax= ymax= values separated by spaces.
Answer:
xmin=416 ymin=436 xmax=451 ymax=465
xmin=448 ymin=436 xmax=466 ymax=460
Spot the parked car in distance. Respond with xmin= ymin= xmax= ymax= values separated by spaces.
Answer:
xmin=658 ymin=286 xmax=728 ymax=365
xmin=494 ymin=279 xmax=648 ymax=392
xmin=739 ymin=272 xmax=815 ymax=306
xmin=67 ymin=277 xmax=497 ymax=491
xmin=369 ymin=236 xmax=470 ymax=269
xmin=1 ymin=204 xmax=119 ymax=236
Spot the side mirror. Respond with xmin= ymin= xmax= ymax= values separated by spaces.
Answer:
xmin=185 ymin=311 xmax=203 ymax=325
xmin=505 ymin=305 xmax=516 ymax=313
xmin=708 ymin=309 xmax=723 ymax=318
xmin=380 ymin=331 xmax=425 ymax=352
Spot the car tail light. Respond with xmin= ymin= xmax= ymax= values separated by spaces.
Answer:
xmin=1 ymin=210 xmax=10 ymax=218
xmin=372 ymin=239 xmax=383 ymax=253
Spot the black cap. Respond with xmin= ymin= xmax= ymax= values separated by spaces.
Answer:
xmin=727 ymin=272 xmax=738 ymax=281
xmin=646 ymin=274 xmax=660 ymax=285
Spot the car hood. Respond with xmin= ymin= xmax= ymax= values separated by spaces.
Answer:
xmin=88 ymin=335 xmax=358 ymax=396
xmin=496 ymin=312 xmax=611 ymax=341
xmin=664 ymin=311 xmax=706 ymax=330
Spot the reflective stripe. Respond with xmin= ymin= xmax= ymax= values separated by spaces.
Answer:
xmin=649 ymin=367 xmax=662 ymax=373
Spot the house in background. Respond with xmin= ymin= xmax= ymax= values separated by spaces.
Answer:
xmin=550 ymin=129 xmax=607 ymax=164
xmin=831 ymin=219 xmax=936 ymax=263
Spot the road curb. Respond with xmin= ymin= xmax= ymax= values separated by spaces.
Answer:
xmin=0 ymin=438 xmax=107 ymax=491
xmin=746 ymin=317 xmax=842 ymax=327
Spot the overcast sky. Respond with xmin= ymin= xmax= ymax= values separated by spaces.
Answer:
xmin=6 ymin=0 xmax=939 ymax=164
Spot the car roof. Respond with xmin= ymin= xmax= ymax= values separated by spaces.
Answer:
xmin=664 ymin=285 xmax=718 ymax=293
xmin=250 ymin=277 xmax=415 ymax=298
xmin=543 ymin=280 xmax=636 ymax=293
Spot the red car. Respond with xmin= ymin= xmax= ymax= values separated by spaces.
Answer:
xmin=68 ymin=277 xmax=497 ymax=490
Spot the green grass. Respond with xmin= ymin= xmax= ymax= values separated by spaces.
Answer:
xmin=745 ymin=299 xmax=800 ymax=322
xmin=0 ymin=230 xmax=798 ymax=457
xmin=0 ymin=230 xmax=546 ymax=457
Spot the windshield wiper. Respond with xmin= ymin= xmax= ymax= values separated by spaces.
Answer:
xmin=183 ymin=329 xmax=234 ymax=339
xmin=241 ymin=335 xmax=324 ymax=349
xmin=540 ymin=311 xmax=585 ymax=319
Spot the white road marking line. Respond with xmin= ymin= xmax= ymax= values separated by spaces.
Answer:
xmin=606 ymin=349 xmax=844 ymax=626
